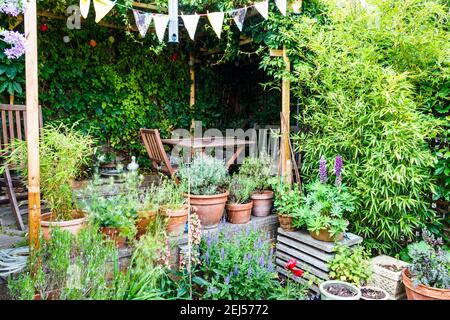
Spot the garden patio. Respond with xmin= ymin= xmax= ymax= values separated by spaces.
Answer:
xmin=0 ymin=0 xmax=449 ymax=302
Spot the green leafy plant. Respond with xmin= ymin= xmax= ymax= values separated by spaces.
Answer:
xmin=178 ymin=155 xmax=229 ymax=195
xmin=274 ymin=184 xmax=302 ymax=218
xmin=227 ymin=174 xmax=255 ymax=204
xmin=328 ymin=245 xmax=373 ymax=286
xmin=239 ymin=154 xmax=274 ymax=192
xmin=155 ymin=177 xmax=186 ymax=210
xmin=3 ymin=123 xmax=95 ymax=221
xmin=406 ymin=229 xmax=450 ymax=289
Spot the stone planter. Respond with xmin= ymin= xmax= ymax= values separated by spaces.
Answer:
xmin=251 ymin=190 xmax=274 ymax=217
xmin=402 ymin=269 xmax=450 ymax=300
xmin=319 ymin=280 xmax=361 ymax=300
xmin=40 ymin=211 xmax=87 ymax=241
xmin=185 ymin=191 xmax=229 ymax=229
xmin=369 ymin=255 xmax=408 ymax=299
xmin=226 ymin=202 xmax=253 ymax=224
xmin=160 ymin=206 xmax=189 ymax=237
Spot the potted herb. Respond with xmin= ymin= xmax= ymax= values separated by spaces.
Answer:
xmin=156 ymin=178 xmax=188 ymax=237
xmin=272 ymin=178 xmax=302 ymax=231
xmin=226 ymin=175 xmax=255 ymax=224
xmin=178 ymin=155 xmax=229 ymax=229
xmin=402 ymin=230 xmax=450 ymax=300
xmin=293 ymin=156 xmax=354 ymax=242
xmin=135 ymin=184 xmax=159 ymax=239
xmin=319 ymin=280 xmax=361 ymax=300
xmin=239 ymin=155 xmax=274 ymax=217
xmin=3 ymin=123 xmax=94 ymax=240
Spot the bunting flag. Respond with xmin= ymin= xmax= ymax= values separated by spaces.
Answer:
xmin=231 ymin=7 xmax=247 ymax=32
xmin=181 ymin=14 xmax=200 ymax=41
xmin=292 ymin=0 xmax=303 ymax=14
xmin=207 ymin=11 xmax=225 ymax=39
xmin=93 ymin=0 xmax=115 ymax=23
xmin=80 ymin=0 xmax=90 ymax=19
xmin=132 ymin=9 xmax=153 ymax=38
xmin=275 ymin=0 xmax=287 ymax=16
xmin=254 ymin=0 xmax=269 ymax=20
xmin=153 ymin=14 xmax=170 ymax=43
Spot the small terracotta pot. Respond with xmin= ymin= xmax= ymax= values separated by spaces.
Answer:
xmin=100 ymin=227 xmax=127 ymax=248
xmin=185 ymin=191 xmax=229 ymax=229
xmin=309 ymin=228 xmax=343 ymax=242
xmin=250 ymin=190 xmax=274 ymax=217
xmin=33 ymin=289 xmax=60 ymax=300
xmin=40 ymin=211 xmax=87 ymax=241
xmin=278 ymin=214 xmax=295 ymax=231
xmin=160 ymin=206 xmax=188 ymax=237
xmin=402 ymin=269 xmax=450 ymax=300
xmin=226 ymin=202 xmax=253 ymax=224
xmin=135 ymin=209 xmax=158 ymax=239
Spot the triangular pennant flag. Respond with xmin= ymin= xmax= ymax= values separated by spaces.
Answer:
xmin=292 ymin=0 xmax=303 ymax=14
xmin=153 ymin=14 xmax=170 ymax=43
xmin=275 ymin=0 xmax=287 ymax=16
xmin=254 ymin=1 xmax=269 ymax=20
xmin=181 ymin=14 xmax=200 ymax=41
xmin=231 ymin=7 xmax=247 ymax=32
xmin=133 ymin=9 xmax=152 ymax=38
xmin=80 ymin=0 xmax=91 ymax=19
xmin=93 ymin=0 xmax=115 ymax=23
xmin=207 ymin=11 xmax=225 ymax=39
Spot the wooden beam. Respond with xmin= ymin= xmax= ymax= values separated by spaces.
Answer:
xmin=189 ymin=54 xmax=196 ymax=131
xmin=281 ymin=46 xmax=292 ymax=184
xmin=270 ymin=49 xmax=283 ymax=57
xmin=25 ymin=0 xmax=41 ymax=251
xmin=132 ymin=2 xmax=166 ymax=12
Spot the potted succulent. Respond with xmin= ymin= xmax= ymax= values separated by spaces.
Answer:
xmin=226 ymin=175 xmax=255 ymax=224
xmin=293 ymin=156 xmax=354 ymax=242
xmin=3 ymin=123 xmax=94 ymax=240
xmin=272 ymin=179 xmax=302 ymax=231
xmin=239 ymin=155 xmax=274 ymax=217
xmin=402 ymin=230 xmax=450 ymax=300
xmin=319 ymin=280 xmax=361 ymax=300
xmin=156 ymin=178 xmax=188 ymax=237
xmin=178 ymin=155 xmax=229 ymax=229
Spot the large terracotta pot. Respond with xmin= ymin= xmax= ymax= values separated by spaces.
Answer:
xmin=250 ymin=190 xmax=274 ymax=217
xmin=40 ymin=211 xmax=87 ymax=241
xmin=309 ymin=228 xmax=343 ymax=242
xmin=135 ymin=209 xmax=158 ymax=239
xmin=278 ymin=214 xmax=295 ymax=231
xmin=185 ymin=191 xmax=229 ymax=229
xmin=160 ymin=206 xmax=188 ymax=236
xmin=100 ymin=227 xmax=126 ymax=249
xmin=226 ymin=202 xmax=253 ymax=224
xmin=402 ymin=269 xmax=450 ymax=300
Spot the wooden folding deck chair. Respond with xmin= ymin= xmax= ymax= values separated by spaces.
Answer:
xmin=0 ymin=104 xmax=43 ymax=231
xmin=140 ymin=129 xmax=178 ymax=178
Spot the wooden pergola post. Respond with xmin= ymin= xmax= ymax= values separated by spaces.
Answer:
xmin=189 ymin=54 xmax=196 ymax=131
xmin=25 ymin=0 xmax=41 ymax=251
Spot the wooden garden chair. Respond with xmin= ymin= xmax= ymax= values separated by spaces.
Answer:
xmin=0 ymin=104 xmax=43 ymax=231
xmin=140 ymin=129 xmax=178 ymax=179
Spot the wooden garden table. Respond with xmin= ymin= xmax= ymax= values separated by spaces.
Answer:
xmin=161 ymin=137 xmax=255 ymax=168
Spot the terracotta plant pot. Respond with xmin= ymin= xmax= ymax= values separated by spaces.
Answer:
xmin=100 ymin=227 xmax=126 ymax=248
xmin=40 ymin=211 xmax=87 ymax=241
xmin=250 ymin=190 xmax=274 ymax=217
xmin=226 ymin=202 xmax=253 ymax=224
xmin=33 ymin=289 xmax=60 ymax=300
xmin=135 ymin=209 xmax=158 ymax=239
xmin=360 ymin=286 xmax=390 ymax=300
xmin=278 ymin=214 xmax=295 ymax=231
xmin=160 ymin=206 xmax=188 ymax=236
xmin=402 ymin=269 xmax=450 ymax=300
xmin=185 ymin=191 xmax=229 ymax=229
xmin=309 ymin=228 xmax=343 ymax=242
xmin=319 ymin=280 xmax=361 ymax=300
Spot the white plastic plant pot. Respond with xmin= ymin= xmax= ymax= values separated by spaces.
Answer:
xmin=319 ymin=280 xmax=362 ymax=300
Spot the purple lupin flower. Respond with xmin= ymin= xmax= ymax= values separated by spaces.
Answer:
xmin=319 ymin=156 xmax=328 ymax=184
xmin=0 ymin=30 xmax=25 ymax=60
xmin=335 ymin=155 xmax=343 ymax=188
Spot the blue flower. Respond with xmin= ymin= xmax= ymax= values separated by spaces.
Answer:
xmin=247 ymin=267 xmax=253 ymax=277
xmin=224 ymin=273 xmax=232 ymax=285
xmin=258 ymin=255 xmax=265 ymax=268
xmin=220 ymin=248 xmax=225 ymax=260
xmin=233 ymin=265 xmax=239 ymax=276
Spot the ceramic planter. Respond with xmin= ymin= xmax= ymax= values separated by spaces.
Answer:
xmin=160 ymin=206 xmax=188 ymax=236
xmin=278 ymin=214 xmax=295 ymax=231
xmin=402 ymin=269 xmax=450 ymax=300
xmin=135 ymin=209 xmax=158 ymax=239
xmin=100 ymin=227 xmax=127 ymax=248
xmin=185 ymin=191 xmax=229 ymax=229
xmin=309 ymin=228 xmax=343 ymax=242
xmin=319 ymin=280 xmax=361 ymax=300
xmin=360 ymin=286 xmax=390 ymax=300
xmin=40 ymin=211 xmax=87 ymax=241
xmin=250 ymin=190 xmax=274 ymax=217
xmin=226 ymin=202 xmax=253 ymax=224
xmin=369 ymin=255 xmax=408 ymax=299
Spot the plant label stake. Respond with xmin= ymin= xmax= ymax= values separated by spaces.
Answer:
xmin=168 ymin=0 xmax=179 ymax=43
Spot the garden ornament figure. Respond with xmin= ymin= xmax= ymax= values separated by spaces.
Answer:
xmin=127 ymin=156 xmax=139 ymax=172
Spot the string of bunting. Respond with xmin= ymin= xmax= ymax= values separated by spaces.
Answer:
xmin=79 ymin=0 xmax=301 ymax=42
